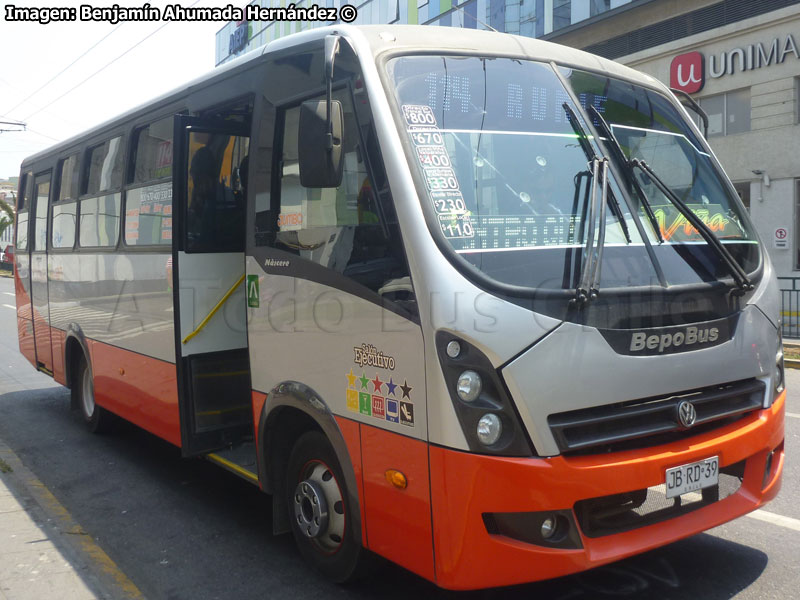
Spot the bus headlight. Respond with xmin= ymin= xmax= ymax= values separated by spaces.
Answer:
xmin=457 ymin=370 xmax=482 ymax=402
xmin=477 ymin=414 xmax=502 ymax=445
xmin=435 ymin=332 xmax=535 ymax=456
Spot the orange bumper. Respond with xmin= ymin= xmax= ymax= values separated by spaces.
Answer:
xmin=429 ymin=391 xmax=785 ymax=590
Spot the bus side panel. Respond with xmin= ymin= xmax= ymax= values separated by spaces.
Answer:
xmin=51 ymin=328 xmax=66 ymax=385
xmin=334 ymin=416 xmax=368 ymax=547
xmin=16 ymin=317 xmax=36 ymax=367
xmin=15 ymin=255 xmax=35 ymax=367
xmin=251 ymin=391 xmax=267 ymax=452
xmin=89 ymin=339 xmax=181 ymax=446
xmin=360 ymin=424 xmax=435 ymax=582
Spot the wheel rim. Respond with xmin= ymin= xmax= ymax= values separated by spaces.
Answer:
xmin=81 ymin=366 xmax=95 ymax=418
xmin=294 ymin=461 xmax=345 ymax=553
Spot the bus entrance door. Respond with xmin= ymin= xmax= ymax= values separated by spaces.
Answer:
xmin=30 ymin=172 xmax=53 ymax=374
xmin=173 ymin=116 xmax=252 ymax=457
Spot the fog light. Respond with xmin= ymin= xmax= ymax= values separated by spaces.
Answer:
xmin=457 ymin=370 xmax=482 ymax=402
xmin=763 ymin=450 xmax=775 ymax=490
xmin=446 ymin=340 xmax=461 ymax=358
xmin=477 ymin=413 xmax=501 ymax=445
xmin=540 ymin=517 xmax=557 ymax=539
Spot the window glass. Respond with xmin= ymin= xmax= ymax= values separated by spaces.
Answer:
xmin=726 ymin=88 xmax=751 ymax=135
xmin=186 ymin=132 xmax=248 ymax=252
xmin=131 ymin=117 xmax=173 ymax=183
xmin=700 ymin=94 xmax=724 ymax=136
xmin=16 ymin=172 xmax=32 ymax=251
xmin=79 ymin=194 xmax=120 ymax=247
xmin=733 ymin=181 xmax=750 ymax=212
xmin=276 ymin=90 xmax=410 ymax=297
xmin=125 ymin=183 xmax=173 ymax=245
xmin=58 ymin=154 xmax=80 ymax=202
xmin=85 ymin=136 xmax=124 ymax=195
xmin=33 ymin=178 xmax=50 ymax=251
xmin=52 ymin=203 xmax=77 ymax=249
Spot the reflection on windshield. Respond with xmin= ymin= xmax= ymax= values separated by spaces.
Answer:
xmin=612 ymin=124 xmax=747 ymax=242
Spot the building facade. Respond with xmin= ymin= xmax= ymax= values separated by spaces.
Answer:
xmin=215 ymin=0 xmax=641 ymax=66
xmin=547 ymin=0 xmax=800 ymax=279
xmin=215 ymin=0 xmax=800 ymax=279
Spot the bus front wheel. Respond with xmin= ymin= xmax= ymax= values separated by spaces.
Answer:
xmin=286 ymin=430 xmax=367 ymax=583
xmin=73 ymin=356 xmax=112 ymax=434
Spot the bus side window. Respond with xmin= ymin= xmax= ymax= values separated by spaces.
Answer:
xmin=274 ymin=91 xmax=413 ymax=307
xmin=80 ymin=137 xmax=124 ymax=248
xmin=52 ymin=154 xmax=79 ymax=250
xmin=185 ymin=132 xmax=249 ymax=253
xmin=126 ymin=118 xmax=174 ymax=247
xmin=16 ymin=172 xmax=33 ymax=251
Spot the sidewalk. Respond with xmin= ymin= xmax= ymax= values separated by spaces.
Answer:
xmin=0 ymin=472 xmax=96 ymax=599
xmin=0 ymin=442 xmax=142 ymax=600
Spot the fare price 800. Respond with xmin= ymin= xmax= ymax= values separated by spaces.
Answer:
xmin=403 ymin=106 xmax=437 ymax=125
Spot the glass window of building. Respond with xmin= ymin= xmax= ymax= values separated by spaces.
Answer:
xmin=699 ymin=89 xmax=751 ymax=137
xmin=733 ymin=181 xmax=751 ymax=213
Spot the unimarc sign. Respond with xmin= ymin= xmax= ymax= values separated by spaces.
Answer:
xmin=670 ymin=33 xmax=800 ymax=93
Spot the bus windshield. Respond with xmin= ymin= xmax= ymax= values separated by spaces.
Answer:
xmin=386 ymin=55 xmax=760 ymax=292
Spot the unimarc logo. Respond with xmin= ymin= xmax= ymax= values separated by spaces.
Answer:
xmin=670 ymin=51 xmax=705 ymax=94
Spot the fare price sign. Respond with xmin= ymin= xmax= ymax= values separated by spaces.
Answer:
xmin=403 ymin=103 xmax=475 ymax=240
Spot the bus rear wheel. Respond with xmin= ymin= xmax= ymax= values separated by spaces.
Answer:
xmin=286 ymin=431 xmax=366 ymax=583
xmin=73 ymin=356 xmax=112 ymax=433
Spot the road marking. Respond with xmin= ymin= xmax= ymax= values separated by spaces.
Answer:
xmin=787 ymin=412 xmax=800 ymax=419
xmin=746 ymin=509 xmax=800 ymax=532
xmin=2 ymin=292 xmax=14 ymax=297
xmin=2 ymin=304 xmax=15 ymax=310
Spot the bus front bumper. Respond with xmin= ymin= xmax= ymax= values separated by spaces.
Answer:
xmin=428 ymin=390 xmax=785 ymax=590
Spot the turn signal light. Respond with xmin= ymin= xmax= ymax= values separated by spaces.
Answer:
xmin=385 ymin=469 xmax=407 ymax=490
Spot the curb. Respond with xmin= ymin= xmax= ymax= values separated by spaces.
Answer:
xmin=0 ymin=439 xmax=144 ymax=600
xmin=785 ymin=358 xmax=800 ymax=370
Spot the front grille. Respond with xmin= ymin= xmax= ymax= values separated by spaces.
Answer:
xmin=548 ymin=379 xmax=765 ymax=454
xmin=575 ymin=461 xmax=745 ymax=538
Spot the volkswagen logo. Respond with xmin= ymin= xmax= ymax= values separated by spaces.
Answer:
xmin=677 ymin=400 xmax=697 ymax=428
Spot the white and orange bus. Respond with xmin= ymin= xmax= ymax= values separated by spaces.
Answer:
xmin=13 ymin=25 xmax=784 ymax=589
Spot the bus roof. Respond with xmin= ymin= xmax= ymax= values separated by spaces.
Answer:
xmin=20 ymin=24 xmax=665 ymax=169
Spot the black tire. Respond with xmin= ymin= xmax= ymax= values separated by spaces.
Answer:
xmin=72 ymin=355 xmax=112 ymax=434
xmin=286 ymin=430 xmax=367 ymax=583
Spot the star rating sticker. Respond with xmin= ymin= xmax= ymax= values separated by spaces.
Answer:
xmin=346 ymin=369 xmax=357 ymax=388
xmin=371 ymin=373 xmax=384 ymax=393
xmin=386 ymin=378 xmax=397 ymax=396
xmin=359 ymin=372 xmax=370 ymax=390
xmin=400 ymin=379 xmax=413 ymax=399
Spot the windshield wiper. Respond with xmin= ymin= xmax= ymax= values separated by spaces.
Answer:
xmin=631 ymin=159 xmax=753 ymax=294
xmin=573 ymin=157 xmax=610 ymax=305
xmin=588 ymin=105 xmax=664 ymax=244
xmin=563 ymin=103 xmax=631 ymax=245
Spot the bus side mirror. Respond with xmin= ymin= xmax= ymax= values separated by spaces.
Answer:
xmin=298 ymin=99 xmax=344 ymax=188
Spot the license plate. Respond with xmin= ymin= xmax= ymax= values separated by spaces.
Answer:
xmin=665 ymin=456 xmax=719 ymax=499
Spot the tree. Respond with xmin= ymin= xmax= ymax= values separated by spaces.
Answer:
xmin=0 ymin=196 xmax=14 ymax=242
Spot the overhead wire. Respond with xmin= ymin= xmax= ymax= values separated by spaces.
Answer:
xmin=21 ymin=0 xmax=203 ymax=122
xmin=4 ymin=24 xmax=125 ymax=116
